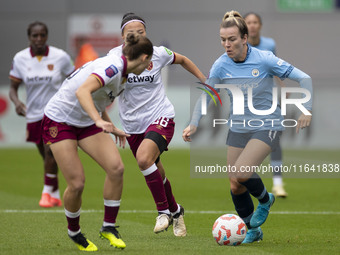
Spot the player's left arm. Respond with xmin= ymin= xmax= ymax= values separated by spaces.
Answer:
xmin=173 ymin=52 xmax=206 ymax=83
xmin=286 ymin=67 xmax=313 ymax=133
xmin=102 ymin=110 xmax=129 ymax=148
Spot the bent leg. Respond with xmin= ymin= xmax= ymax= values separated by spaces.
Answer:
xmin=79 ymin=132 xmax=123 ymax=227
xmin=137 ymin=139 xmax=169 ymax=213
xmin=227 ymin=146 xmax=254 ymax=229
xmin=50 ymin=139 xmax=84 ymax=212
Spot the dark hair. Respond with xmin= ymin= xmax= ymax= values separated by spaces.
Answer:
xmin=122 ymin=33 xmax=153 ymax=61
xmin=221 ymin=10 xmax=248 ymax=39
xmin=120 ymin=12 xmax=146 ymax=33
xmin=27 ymin=21 xmax=48 ymax=36
xmin=244 ymin=12 xmax=262 ymax=25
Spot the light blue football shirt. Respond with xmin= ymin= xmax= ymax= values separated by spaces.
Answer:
xmin=252 ymin=36 xmax=276 ymax=55
xmin=204 ymin=45 xmax=293 ymax=133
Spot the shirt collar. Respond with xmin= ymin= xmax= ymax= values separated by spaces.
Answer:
xmin=30 ymin=45 xmax=49 ymax=57
xmin=233 ymin=44 xmax=251 ymax=64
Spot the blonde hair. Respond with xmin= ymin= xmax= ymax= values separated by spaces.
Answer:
xmin=221 ymin=10 xmax=248 ymax=38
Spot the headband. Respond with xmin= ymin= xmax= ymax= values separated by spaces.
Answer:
xmin=121 ymin=19 xmax=146 ymax=32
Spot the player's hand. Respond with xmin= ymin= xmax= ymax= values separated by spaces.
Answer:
xmin=15 ymin=102 xmax=26 ymax=117
xmin=182 ymin=125 xmax=197 ymax=142
xmin=111 ymin=127 xmax=130 ymax=148
xmin=296 ymin=112 xmax=312 ymax=133
xmin=96 ymin=119 xmax=115 ymax=133
xmin=95 ymin=119 xmax=130 ymax=148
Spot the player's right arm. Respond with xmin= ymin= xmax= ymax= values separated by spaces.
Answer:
xmin=75 ymin=75 xmax=114 ymax=132
xmin=9 ymin=78 xmax=26 ymax=117
xmin=182 ymin=76 xmax=221 ymax=142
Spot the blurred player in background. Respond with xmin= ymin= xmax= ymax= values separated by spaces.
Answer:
xmin=9 ymin=21 xmax=74 ymax=208
xmin=183 ymin=10 xmax=312 ymax=243
xmin=74 ymin=36 xmax=98 ymax=69
xmin=245 ymin=12 xmax=287 ymax=198
xmin=42 ymin=33 xmax=153 ymax=251
xmin=108 ymin=13 xmax=206 ymax=236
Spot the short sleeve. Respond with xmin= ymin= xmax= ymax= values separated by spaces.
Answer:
xmin=9 ymin=55 xmax=23 ymax=81
xmin=158 ymin=46 xmax=175 ymax=67
xmin=91 ymin=57 xmax=120 ymax=87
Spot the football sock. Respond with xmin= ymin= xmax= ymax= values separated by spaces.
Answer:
xmin=42 ymin=185 xmax=53 ymax=194
xmin=163 ymin=177 xmax=179 ymax=213
xmin=142 ymin=164 xmax=169 ymax=211
xmin=51 ymin=189 xmax=61 ymax=199
xmin=158 ymin=209 xmax=171 ymax=215
xmin=273 ymin=175 xmax=283 ymax=186
xmin=65 ymin=208 xmax=81 ymax=234
xmin=44 ymin=173 xmax=59 ymax=192
xmin=239 ymin=173 xmax=269 ymax=204
xmin=103 ymin=199 xmax=120 ymax=226
xmin=272 ymin=160 xmax=283 ymax=176
xmin=230 ymin=190 xmax=254 ymax=229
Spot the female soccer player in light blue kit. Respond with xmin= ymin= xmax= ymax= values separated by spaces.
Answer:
xmin=245 ymin=12 xmax=287 ymax=197
xmin=183 ymin=10 xmax=312 ymax=243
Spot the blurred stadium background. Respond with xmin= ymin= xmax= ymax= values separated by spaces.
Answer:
xmin=1 ymin=0 xmax=340 ymax=149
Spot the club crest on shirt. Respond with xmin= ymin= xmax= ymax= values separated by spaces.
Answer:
xmin=47 ymin=64 xmax=54 ymax=71
xmin=105 ymin=65 xmax=118 ymax=78
xmin=156 ymin=125 xmax=163 ymax=130
xmin=49 ymin=126 xmax=58 ymax=138
xmin=146 ymin=61 xmax=153 ymax=71
xmin=252 ymin=69 xmax=260 ymax=77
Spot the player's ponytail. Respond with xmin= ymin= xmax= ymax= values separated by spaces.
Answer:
xmin=221 ymin=10 xmax=248 ymax=39
xmin=123 ymin=32 xmax=153 ymax=60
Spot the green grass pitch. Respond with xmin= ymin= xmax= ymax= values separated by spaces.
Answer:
xmin=0 ymin=148 xmax=339 ymax=254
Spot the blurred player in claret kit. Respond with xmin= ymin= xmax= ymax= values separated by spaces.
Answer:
xmin=245 ymin=12 xmax=287 ymax=197
xmin=9 ymin=21 xmax=74 ymax=208
xmin=108 ymin=13 xmax=206 ymax=236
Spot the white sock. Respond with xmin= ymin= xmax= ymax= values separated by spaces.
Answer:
xmin=158 ymin=209 xmax=170 ymax=215
xmin=42 ymin=185 xmax=53 ymax=194
xmin=103 ymin=221 xmax=116 ymax=227
xmin=51 ymin=189 xmax=60 ymax=199
xmin=273 ymin=176 xmax=283 ymax=186
xmin=68 ymin=229 xmax=81 ymax=237
xmin=171 ymin=204 xmax=181 ymax=216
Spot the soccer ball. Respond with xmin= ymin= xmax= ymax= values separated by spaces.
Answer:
xmin=212 ymin=214 xmax=247 ymax=246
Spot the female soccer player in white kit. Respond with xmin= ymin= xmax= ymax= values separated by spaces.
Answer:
xmin=108 ymin=13 xmax=206 ymax=236
xmin=9 ymin=21 xmax=74 ymax=208
xmin=183 ymin=11 xmax=312 ymax=244
xmin=42 ymin=33 xmax=153 ymax=251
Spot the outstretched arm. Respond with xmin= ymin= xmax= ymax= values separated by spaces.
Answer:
xmin=173 ymin=52 xmax=206 ymax=83
xmin=182 ymin=78 xmax=221 ymax=142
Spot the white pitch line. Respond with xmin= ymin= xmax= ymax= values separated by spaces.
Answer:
xmin=1 ymin=209 xmax=340 ymax=215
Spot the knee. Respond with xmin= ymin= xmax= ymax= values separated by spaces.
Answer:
xmin=136 ymin=155 xmax=154 ymax=170
xmin=68 ymin=178 xmax=85 ymax=195
xmin=229 ymin=178 xmax=246 ymax=195
xmin=107 ymin=162 xmax=124 ymax=179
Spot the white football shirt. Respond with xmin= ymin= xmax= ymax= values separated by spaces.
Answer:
xmin=108 ymin=45 xmax=175 ymax=134
xmin=44 ymin=55 xmax=127 ymax=128
xmin=9 ymin=46 xmax=74 ymax=123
